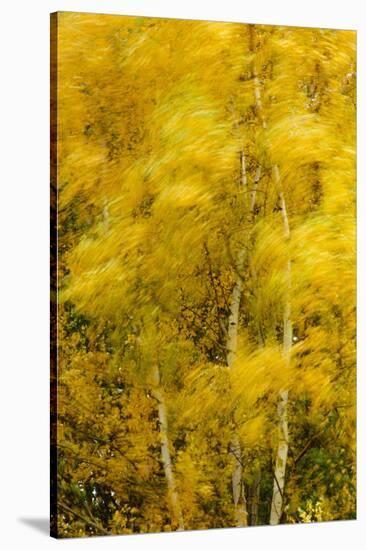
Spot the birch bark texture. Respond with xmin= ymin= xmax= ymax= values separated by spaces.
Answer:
xmin=226 ymin=151 xmax=248 ymax=527
xmin=152 ymin=364 xmax=185 ymax=531
xmin=251 ymin=43 xmax=293 ymax=525
xmin=228 ymin=146 xmax=265 ymax=527
xmin=269 ymin=168 xmax=292 ymax=525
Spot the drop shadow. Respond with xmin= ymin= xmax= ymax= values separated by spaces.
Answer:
xmin=18 ymin=517 xmax=49 ymax=536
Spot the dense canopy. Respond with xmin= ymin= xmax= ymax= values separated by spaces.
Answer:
xmin=51 ymin=12 xmax=356 ymax=538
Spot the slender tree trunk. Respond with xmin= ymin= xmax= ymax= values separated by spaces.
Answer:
xmin=152 ymin=364 xmax=185 ymax=531
xmin=250 ymin=166 xmax=262 ymax=213
xmin=227 ymin=148 xmax=265 ymax=527
xmin=226 ymin=149 xmax=248 ymax=527
xmin=240 ymin=150 xmax=248 ymax=189
xmin=227 ymin=290 xmax=248 ymax=526
xmin=226 ymin=252 xmax=244 ymax=370
xmin=230 ymin=434 xmax=248 ymax=527
xmin=227 ymin=244 xmax=248 ymax=527
xmin=269 ymin=168 xmax=292 ymax=525
xmin=250 ymin=37 xmax=293 ymax=524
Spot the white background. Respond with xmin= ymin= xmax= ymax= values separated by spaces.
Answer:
xmin=0 ymin=1 xmax=364 ymax=548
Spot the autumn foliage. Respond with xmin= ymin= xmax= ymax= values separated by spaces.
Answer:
xmin=51 ymin=12 xmax=356 ymax=538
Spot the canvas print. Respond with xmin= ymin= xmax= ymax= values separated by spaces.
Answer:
xmin=50 ymin=12 xmax=356 ymax=538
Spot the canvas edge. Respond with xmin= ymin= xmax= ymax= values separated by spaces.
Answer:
xmin=50 ymin=11 xmax=59 ymax=540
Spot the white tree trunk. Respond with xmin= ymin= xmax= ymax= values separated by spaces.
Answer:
xmin=269 ymin=167 xmax=292 ymax=525
xmin=251 ymin=50 xmax=293 ymax=525
xmin=227 ymin=147 xmax=265 ymax=527
xmin=226 ymin=149 xmax=251 ymax=528
xmin=240 ymin=150 xmax=248 ymax=190
xmin=250 ymin=166 xmax=262 ymax=213
xmin=226 ymin=253 xmax=243 ymax=370
xmin=227 ymin=261 xmax=248 ymax=527
xmin=152 ymin=364 xmax=185 ymax=531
